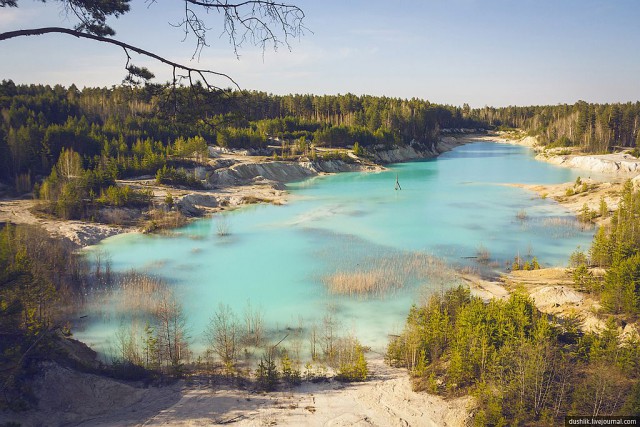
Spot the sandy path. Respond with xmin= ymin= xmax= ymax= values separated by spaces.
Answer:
xmin=0 ymin=356 xmax=472 ymax=426
xmin=137 ymin=357 xmax=471 ymax=427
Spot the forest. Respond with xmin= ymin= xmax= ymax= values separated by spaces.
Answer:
xmin=3 ymin=81 xmax=640 ymax=223
xmin=474 ymin=101 xmax=640 ymax=152
xmin=0 ymin=80 xmax=488 ymax=220
xmin=0 ymin=80 xmax=479 ymax=187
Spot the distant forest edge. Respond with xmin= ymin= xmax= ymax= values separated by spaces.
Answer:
xmin=1 ymin=80 xmax=640 ymax=194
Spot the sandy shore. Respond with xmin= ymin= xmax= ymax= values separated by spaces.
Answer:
xmin=0 ymin=355 xmax=472 ymax=427
xmin=492 ymin=131 xmax=640 ymax=179
xmin=0 ymin=198 xmax=133 ymax=247
xmin=0 ymin=181 xmax=292 ymax=248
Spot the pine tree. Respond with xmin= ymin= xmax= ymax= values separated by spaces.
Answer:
xmin=599 ymin=196 xmax=608 ymax=218
xmin=257 ymin=350 xmax=279 ymax=391
xmin=590 ymin=227 xmax=611 ymax=267
xmin=143 ymin=321 xmax=159 ymax=369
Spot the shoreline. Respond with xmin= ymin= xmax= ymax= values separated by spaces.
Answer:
xmin=0 ymin=134 xmax=476 ymax=249
xmin=486 ymin=131 xmax=637 ymax=221
xmin=491 ymin=130 xmax=640 ymax=180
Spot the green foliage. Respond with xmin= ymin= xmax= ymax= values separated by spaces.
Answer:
xmin=599 ymin=196 xmax=608 ymax=218
xmin=280 ymin=350 xmax=302 ymax=385
xmin=96 ymin=185 xmax=152 ymax=207
xmin=0 ymin=224 xmax=88 ymax=409
xmin=335 ymin=337 xmax=368 ymax=382
xmin=573 ymin=264 xmax=595 ymax=293
xmin=155 ymin=165 xmax=203 ymax=189
xmin=530 ymin=257 xmax=540 ymax=270
xmin=548 ymin=135 xmax=574 ymax=148
xmin=511 ymin=254 xmax=540 ymax=271
xmin=164 ymin=192 xmax=174 ymax=209
xmin=217 ymin=127 xmax=266 ymax=149
xmin=316 ymin=150 xmax=353 ymax=163
xmin=590 ymin=227 xmax=611 ymax=267
xmin=471 ymin=101 xmax=640 ymax=153
xmin=579 ymin=203 xmax=597 ymax=223
xmin=352 ymin=141 xmax=363 ymax=156
xmin=602 ymin=252 xmax=640 ymax=315
xmin=256 ymin=350 xmax=279 ymax=391
xmin=388 ymin=286 xmax=640 ymax=424
xmin=584 ymin=180 xmax=640 ymax=316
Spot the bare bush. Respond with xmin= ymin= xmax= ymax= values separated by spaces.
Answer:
xmin=242 ymin=300 xmax=264 ymax=348
xmin=142 ymin=209 xmax=187 ymax=232
xmin=215 ymin=214 xmax=231 ymax=236
xmin=323 ymin=270 xmax=397 ymax=296
xmin=114 ymin=321 xmax=143 ymax=366
xmin=321 ymin=304 xmax=340 ymax=365
xmin=476 ymin=244 xmax=491 ymax=264
xmin=516 ymin=209 xmax=528 ymax=221
xmin=117 ymin=272 xmax=167 ymax=315
xmin=205 ymin=303 xmax=241 ymax=372
xmin=100 ymin=207 xmax=135 ymax=225
xmin=155 ymin=289 xmax=190 ymax=373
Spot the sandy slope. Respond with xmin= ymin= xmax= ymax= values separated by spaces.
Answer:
xmin=0 ymin=357 xmax=472 ymax=427
xmin=143 ymin=358 xmax=471 ymax=427
xmin=0 ymin=198 xmax=130 ymax=247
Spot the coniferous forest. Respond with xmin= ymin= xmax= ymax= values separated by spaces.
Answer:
xmin=3 ymin=80 xmax=640 ymax=206
xmin=475 ymin=102 xmax=640 ymax=152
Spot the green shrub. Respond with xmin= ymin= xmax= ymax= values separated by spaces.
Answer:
xmin=336 ymin=339 xmax=368 ymax=382
xmin=155 ymin=165 xmax=203 ymax=189
xmin=256 ymin=351 xmax=279 ymax=391
xmin=280 ymin=351 xmax=301 ymax=385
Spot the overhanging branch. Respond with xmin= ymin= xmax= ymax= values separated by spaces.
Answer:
xmin=0 ymin=26 xmax=240 ymax=90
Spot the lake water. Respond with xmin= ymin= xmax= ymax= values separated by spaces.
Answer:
xmin=75 ymin=141 xmax=595 ymax=355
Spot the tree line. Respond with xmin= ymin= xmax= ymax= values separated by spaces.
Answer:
xmin=472 ymin=101 xmax=640 ymax=153
xmin=0 ymin=80 xmax=482 ymax=191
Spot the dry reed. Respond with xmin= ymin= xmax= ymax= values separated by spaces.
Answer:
xmin=476 ymin=244 xmax=491 ymax=264
xmin=322 ymin=252 xmax=459 ymax=298
xmin=116 ymin=272 xmax=168 ymax=314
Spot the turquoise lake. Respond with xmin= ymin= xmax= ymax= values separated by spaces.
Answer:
xmin=76 ymin=141 xmax=596 ymax=354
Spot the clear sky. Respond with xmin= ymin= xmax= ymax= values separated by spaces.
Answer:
xmin=1 ymin=0 xmax=639 ymax=107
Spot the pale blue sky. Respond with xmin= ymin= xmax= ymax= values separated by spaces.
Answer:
xmin=1 ymin=0 xmax=639 ymax=107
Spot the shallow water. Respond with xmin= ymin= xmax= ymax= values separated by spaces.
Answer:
xmin=76 ymin=141 xmax=595 ymax=354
